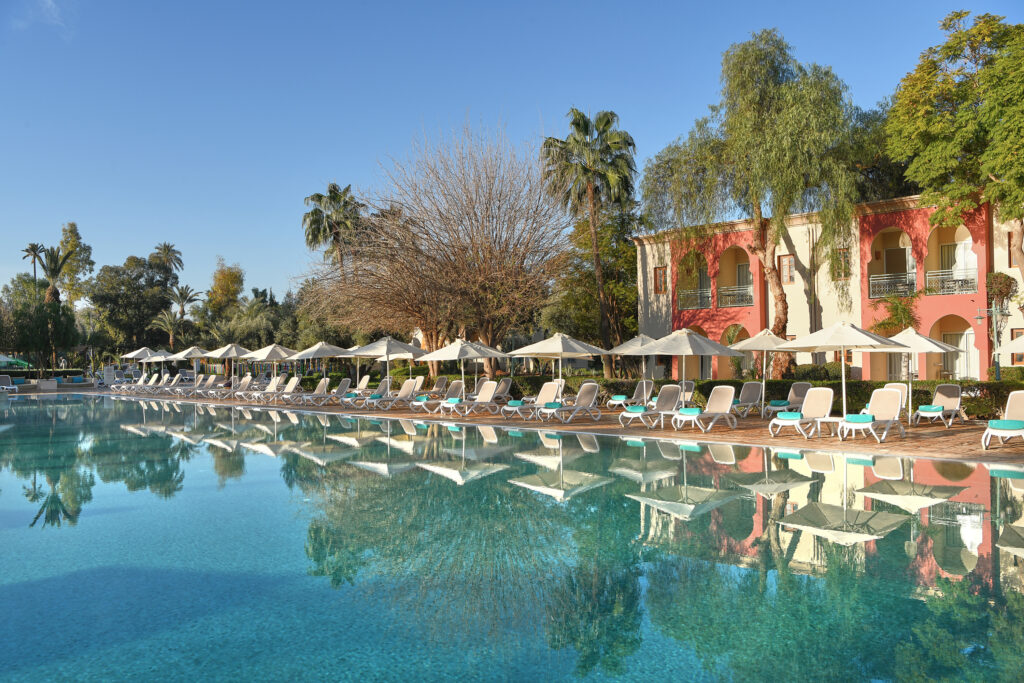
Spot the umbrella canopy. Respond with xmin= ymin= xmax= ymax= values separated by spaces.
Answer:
xmin=242 ymin=344 xmax=297 ymax=362
xmin=509 ymin=332 xmax=606 ymax=379
xmin=779 ymin=502 xmax=910 ymax=546
xmin=142 ymin=349 xmax=172 ymax=363
xmin=866 ymin=327 xmax=960 ymax=415
xmin=287 ymin=341 xmax=352 ymax=361
xmin=646 ymin=329 xmax=743 ymax=357
xmin=608 ymin=437 xmax=678 ymax=485
xmin=626 ymin=486 xmax=741 ymax=521
xmin=509 ymin=470 xmax=612 ymax=502
xmin=779 ymin=322 xmax=908 ymax=415
xmin=417 ymin=461 xmax=510 ymax=486
xmin=348 ymin=336 xmax=424 ymax=377
xmin=166 ymin=346 xmax=209 ymax=361
xmin=122 ymin=347 xmax=154 ymax=360
xmin=509 ymin=332 xmax=607 ymax=359
xmin=607 ymin=334 xmax=658 ymax=378
xmin=724 ymin=469 xmax=815 ymax=496
xmin=996 ymin=524 xmax=1024 ymax=559
xmin=204 ymin=344 xmax=252 ymax=359
xmin=856 ymin=480 xmax=966 ymax=513
xmin=730 ymin=329 xmax=788 ymax=415
xmin=418 ymin=339 xmax=508 ymax=396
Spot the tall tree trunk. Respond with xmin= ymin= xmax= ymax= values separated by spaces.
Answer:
xmin=586 ymin=183 xmax=612 ymax=379
xmin=1011 ymin=220 xmax=1024 ymax=284
xmin=749 ymin=205 xmax=789 ymax=378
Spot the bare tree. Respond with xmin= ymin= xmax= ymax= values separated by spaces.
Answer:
xmin=305 ymin=127 xmax=571 ymax=377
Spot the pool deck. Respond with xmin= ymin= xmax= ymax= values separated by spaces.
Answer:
xmin=45 ymin=387 xmax=1024 ymax=466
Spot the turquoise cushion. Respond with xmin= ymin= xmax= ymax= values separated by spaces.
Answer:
xmin=777 ymin=412 xmax=803 ymax=420
xmin=446 ymin=397 xmax=462 ymax=404
xmin=415 ymin=395 xmax=429 ymax=402
xmin=611 ymin=394 xmax=627 ymax=401
xmin=345 ymin=392 xmax=357 ymax=398
xmin=369 ymin=393 xmax=383 ymax=399
xmin=625 ymin=405 xmax=646 ymax=413
xmin=543 ymin=402 xmax=562 ymax=410
xmin=678 ymin=443 xmax=703 ymax=453
xmin=12 ymin=378 xmax=25 ymax=385
xmin=989 ymin=419 xmax=1024 ymax=430
xmin=507 ymin=400 xmax=524 ymax=407
xmin=769 ymin=400 xmax=789 ymax=407
xmin=846 ymin=414 xmax=874 ymax=424
xmin=72 ymin=377 xmax=82 ymax=383
xmin=777 ymin=451 xmax=804 ymax=460
xmin=507 ymin=430 xmax=525 ymax=437
xmin=55 ymin=377 xmax=63 ymax=384
xmin=732 ymin=399 xmax=740 ymax=405
xmin=917 ymin=405 xmax=942 ymax=413
xmin=625 ymin=439 xmax=646 ymax=448
xmin=678 ymin=407 xmax=701 ymax=416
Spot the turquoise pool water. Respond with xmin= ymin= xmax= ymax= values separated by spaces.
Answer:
xmin=2 ymin=394 xmax=1024 ymax=681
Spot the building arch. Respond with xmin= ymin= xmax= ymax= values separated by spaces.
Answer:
xmin=927 ymin=315 xmax=978 ymax=380
xmin=718 ymin=324 xmax=751 ymax=380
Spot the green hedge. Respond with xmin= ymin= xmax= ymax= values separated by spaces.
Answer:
xmin=0 ymin=369 xmax=85 ymax=379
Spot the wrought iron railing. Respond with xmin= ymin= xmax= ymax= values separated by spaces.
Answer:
xmin=925 ymin=268 xmax=977 ymax=295
xmin=717 ymin=285 xmax=754 ymax=308
xmin=868 ymin=272 xmax=916 ymax=299
xmin=677 ymin=288 xmax=712 ymax=310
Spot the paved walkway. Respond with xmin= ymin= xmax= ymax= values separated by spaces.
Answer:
xmin=70 ymin=388 xmax=1024 ymax=466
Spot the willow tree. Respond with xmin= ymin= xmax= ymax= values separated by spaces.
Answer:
xmin=888 ymin=11 xmax=1024 ymax=279
xmin=642 ymin=29 xmax=858 ymax=375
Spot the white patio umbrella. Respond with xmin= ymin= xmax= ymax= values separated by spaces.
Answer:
xmin=121 ymin=347 xmax=154 ymax=360
xmin=730 ymin=329 xmax=788 ymax=416
xmin=348 ymin=336 xmax=425 ymax=380
xmin=644 ymin=329 xmax=743 ymax=382
xmin=287 ymin=341 xmax=353 ymax=378
xmin=778 ymin=322 xmax=908 ymax=416
xmin=167 ymin=346 xmax=209 ymax=377
xmin=242 ymin=343 xmax=297 ymax=378
xmin=204 ymin=344 xmax=252 ymax=384
xmin=508 ymin=332 xmax=607 ymax=380
xmin=143 ymin=349 xmax=172 ymax=374
xmin=607 ymin=334 xmax=658 ymax=378
xmin=418 ymin=339 xmax=507 ymax=397
xmin=867 ymin=327 xmax=960 ymax=416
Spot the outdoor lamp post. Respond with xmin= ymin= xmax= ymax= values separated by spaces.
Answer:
xmin=976 ymin=305 xmax=1008 ymax=381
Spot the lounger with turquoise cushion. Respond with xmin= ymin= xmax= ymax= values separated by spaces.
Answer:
xmin=768 ymin=387 xmax=834 ymax=439
xmin=763 ymin=383 xmax=813 ymax=420
xmin=730 ymin=382 xmax=764 ymax=418
xmin=608 ymin=380 xmax=654 ymax=410
xmin=982 ymin=392 xmax=1024 ymax=449
xmin=838 ymin=388 xmax=904 ymax=443
xmin=912 ymin=384 xmax=963 ymax=428
xmin=670 ymin=406 xmax=702 ymax=430
xmin=619 ymin=384 xmax=682 ymax=429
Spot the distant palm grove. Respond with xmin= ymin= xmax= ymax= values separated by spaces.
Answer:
xmin=1 ymin=11 xmax=1022 ymax=379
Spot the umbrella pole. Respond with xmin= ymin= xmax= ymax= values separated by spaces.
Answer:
xmin=461 ymin=359 xmax=466 ymax=398
xmin=841 ymin=345 xmax=848 ymax=416
xmin=907 ymin=352 xmax=913 ymax=423
xmin=761 ymin=351 xmax=767 ymax=418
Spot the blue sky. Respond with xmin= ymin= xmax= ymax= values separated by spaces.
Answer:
xmin=2 ymin=0 xmax=1021 ymax=300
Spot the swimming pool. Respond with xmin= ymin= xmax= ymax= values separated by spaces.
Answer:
xmin=2 ymin=394 xmax=1023 ymax=680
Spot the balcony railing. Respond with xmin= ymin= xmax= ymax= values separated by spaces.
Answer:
xmin=677 ymin=288 xmax=712 ymax=310
xmin=718 ymin=285 xmax=754 ymax=308
xmin=868 ymin=272 xmax=916 ymax=299
xmin=925 ymin=268 xmax=977 ymax=295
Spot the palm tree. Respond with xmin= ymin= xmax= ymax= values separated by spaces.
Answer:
xmin=152 ymin=242 xmax=184 ymax=271
xmin=542 ymin=109 xmax=636 ymax=365
xmin=171 ymin=284 xmax=202 ymax=319
xmin=302 ymin=183 xmax=364 ymax=268
xmin=40 ymin=245 xmax=75 ymax=304
xmin=148 ymin=309 xmax=181 ymax=350
xmin=22 ymin=242 xmax=44 ymax=288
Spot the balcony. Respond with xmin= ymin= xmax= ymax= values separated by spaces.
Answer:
xmin=925 ymin=268 xmax=977 ymax=295
xmin=718 ymin=285 xmax=754 ymax=308
xmin=868 ymin=272 xmax=916 ymax=299
xmin=677 ymin=288 xmax=712 ymax=310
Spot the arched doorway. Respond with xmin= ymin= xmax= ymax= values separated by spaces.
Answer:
xmin=867 ymin=228 xmax=916 ymax=299
xmin=718 ymin=324 xmax=751 ymax=380
xmin=928 ymin=315 xmax=977 ymax=380
xmin=717 ymin=247 xmax=753 ymax=308
xmin=679 ymin=326 xmax=711 ymax=380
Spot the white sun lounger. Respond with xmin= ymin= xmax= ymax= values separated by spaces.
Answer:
xmin=731 ymin=381 xmax=763 ymax=418
xmin=411 ymin=380 xmax=464 ymax=414
xmin=621 ymin=384 xmax=681 ymax=429
xmin=911 ymin=384 xmax=963 ymax=428
xmin=838 ymin=388 xmax=904 ymax=443
xmin=607 ymin=380 xmax=653 ymax=410
xmin=768 ymin=387 xmax=834 ymax=438
xmin=538 ymin=382 xmax=602 ymax=423
xmin=982 ymin=390 xmax=1024 ymax=450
